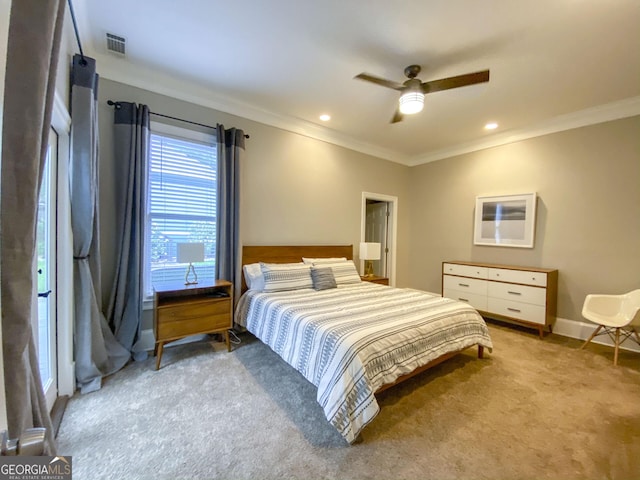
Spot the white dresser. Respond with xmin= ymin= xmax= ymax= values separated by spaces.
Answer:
xmin=442 ymin=261 xmax=558 ymax=338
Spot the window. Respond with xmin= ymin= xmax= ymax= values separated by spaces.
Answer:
xmin=144 ymin=122 xmax=217 ymax=297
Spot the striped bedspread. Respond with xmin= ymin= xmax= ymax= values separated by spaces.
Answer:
xmin=235 ymin=282 xmax=493 ymax=443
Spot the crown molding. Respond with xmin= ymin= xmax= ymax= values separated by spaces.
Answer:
xmin=87 ymin=51 xmax=639 ymax=169
xmin=92 ymin=53 xmax=409 ymax=165
xmin=406 ymin=96 xmax=640 ymax=166
xmin=69 ymin=0 xmax=639 ymax=168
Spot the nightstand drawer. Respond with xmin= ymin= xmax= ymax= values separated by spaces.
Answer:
xmin=157 ymin=298 xmax=230 ymax=339
xmin=360 ymin=276 xmax=389 ymax=285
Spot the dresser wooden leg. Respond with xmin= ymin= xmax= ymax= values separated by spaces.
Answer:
xmin=155 ymin=343 xmax=164 ymax=370
xmin=225 ymin=331 xmax=231 ymax=352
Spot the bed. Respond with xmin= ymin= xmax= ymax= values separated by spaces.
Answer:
xmin=235 ymin=245 xmax=493 ymax=443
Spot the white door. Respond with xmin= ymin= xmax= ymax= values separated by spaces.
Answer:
xmin=34 ymin=127 xmax=58 ymax=411
xmin=365 ymin=201 xmax=389 ymax=277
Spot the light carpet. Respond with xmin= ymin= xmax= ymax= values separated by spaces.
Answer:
xmin=56 ymin=322 xmax=640 ymax=480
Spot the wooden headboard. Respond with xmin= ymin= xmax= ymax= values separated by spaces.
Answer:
xmin=241 ymin=245 xmax=353 ymax=294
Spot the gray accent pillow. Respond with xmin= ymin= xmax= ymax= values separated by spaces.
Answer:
xmin=311 ymin=266 xmax=337 ymax=291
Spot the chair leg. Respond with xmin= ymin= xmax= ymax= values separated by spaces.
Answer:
xmin=632 ymin=327 xmax=640 ymax=345
xmin=581 ymin=325 xmax=603 ymax=349
xmin=613 ymin=328 xmax=620 ymax=366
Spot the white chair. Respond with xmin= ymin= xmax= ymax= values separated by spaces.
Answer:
xmin=580 ymin=289 xmax=640 ymax=365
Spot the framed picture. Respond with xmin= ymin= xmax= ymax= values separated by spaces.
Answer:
xmin=474 ymin=193 xmax=537 ymax=248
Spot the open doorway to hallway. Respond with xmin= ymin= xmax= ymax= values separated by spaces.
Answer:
xmin=361 ymin=192 xmax=398 ymax=285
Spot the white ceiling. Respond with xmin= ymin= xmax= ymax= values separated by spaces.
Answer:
xmin=74 ymin=0 xmax=640 ymax=165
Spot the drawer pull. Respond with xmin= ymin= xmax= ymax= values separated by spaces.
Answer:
xmin=507 ymin=291 xmax=522 ymax=295
xmin=458 ymin=283 xmax=470 ymax=287
xmin=458 ymin=297 xmax=469 ymax=302
xmin=507 ymin=307 xmax=521 ymax=313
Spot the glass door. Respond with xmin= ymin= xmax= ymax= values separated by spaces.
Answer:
xmin=35 ymin=127 xmax=58 ymax=410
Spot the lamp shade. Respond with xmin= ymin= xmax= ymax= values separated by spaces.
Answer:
xmin=359 ymin=242 xmax=381 ymax=261
xmin=398 ymin=91 xmax=424 ymax=114
xmin=177 ymin=242 xmax=205 ymax=263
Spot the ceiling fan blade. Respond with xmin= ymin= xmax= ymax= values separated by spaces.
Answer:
xmin=355 ymin=73 xmax=405 ymax=91
xmin=390 ymin=108 xmax=403 ymax=123
xmin=421 ymin=70 xmax=490 ymax=94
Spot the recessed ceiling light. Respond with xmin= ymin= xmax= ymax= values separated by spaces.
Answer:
xmin=484 ymin=122 xmax=498 ymax=130
xmin=319 ymin=114 xmax=331 ymax=122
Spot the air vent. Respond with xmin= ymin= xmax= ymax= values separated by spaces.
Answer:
xmin=106 ymin=33 xmax=126 ymax=55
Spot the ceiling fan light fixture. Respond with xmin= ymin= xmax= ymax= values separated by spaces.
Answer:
xmin=398 ymin=91 xmax=424 ymax=115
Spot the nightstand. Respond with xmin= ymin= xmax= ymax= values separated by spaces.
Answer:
xmin=360 ymin=275 xmax=389 ymax=286
xmin=153 ymin=280 xmax=233 ymax=370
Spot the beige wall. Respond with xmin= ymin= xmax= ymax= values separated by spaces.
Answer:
xmin=407 ymin=116 xmax=640 ymax=322
xmin=96 ymin=78 xmax=638 ymax=328
xmin=96 ymin=79 xmax=411 ymax=327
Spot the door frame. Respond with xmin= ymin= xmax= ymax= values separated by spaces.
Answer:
xmin=37 ymin=126 xmax=59 ymax=411
xmin=360 ymin=192 xmax=398 ymax=286
xmin=0 ymin=0 xmax=11 ymax=431
xmin=51 ymin=92 xmax=75 ymax=398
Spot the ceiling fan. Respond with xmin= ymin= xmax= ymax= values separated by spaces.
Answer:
xmin=354 ymin=65 xmax=490 ymax=123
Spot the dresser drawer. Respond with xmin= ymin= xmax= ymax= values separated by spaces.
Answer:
xmin=488 ymin=268 xmax=547 ymax=287
xmin=443 ymin=275 xmax=487 ymax=296
xmin=157 ymin=298 xmax=230 ymax=340
xmin=488 ymin=281 xmax=546 ymax=306
xmin=443 ymin=288 xmax=488 ymax=311
xmin=487 ymin=297 xmax=546 ymax=325
xmin=443 ymin=263 xmax=488 ymax=279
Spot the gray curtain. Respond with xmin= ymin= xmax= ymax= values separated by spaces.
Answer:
xmin=215 ymin=126 xmax=245 ymax=301
xmin=70 ymin=55 xmax=129 ymax=394
xmin=106 ymin=102 xmax=149 ymax=361
xmin=0 ymin=0 xmax=66 ymax=455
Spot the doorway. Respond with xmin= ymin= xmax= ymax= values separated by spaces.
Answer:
xmin=361 ymin=192 xmax=398 ymax=285
xmin=35 ymin=127 xmax=58 ymax=411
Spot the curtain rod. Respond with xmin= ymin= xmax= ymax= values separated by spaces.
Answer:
xmin=107 ymin=100 xmax=250 ymax=139
xmin=67 ymin=0 xmax=86 ymax=65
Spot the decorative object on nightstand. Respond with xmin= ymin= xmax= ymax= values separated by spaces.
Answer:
xmin=153 ymin=280 xmax=233 ymax=370
xmin=177 ymin=242 xmax=205 ymax=285
xmin=359 ymin=242 xmax=381 ymax=277
xmin=360 ymin=275 xmax=389 ymax=286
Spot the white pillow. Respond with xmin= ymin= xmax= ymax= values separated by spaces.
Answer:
xmin=316 ymin=260 xmax=361 ymax=285
xmin=243 ymin=263 xmax=265 ymax=291
xmin=260 ymin=263 xmax=313 ymax=292
xmin=302 ymin=257 xmax=348 ymax=265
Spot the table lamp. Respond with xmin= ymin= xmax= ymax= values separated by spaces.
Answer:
xmin=177 ymin=242 xmax=205 ymax=285
xmin=359 ymin=242 xmax=381 ymax=277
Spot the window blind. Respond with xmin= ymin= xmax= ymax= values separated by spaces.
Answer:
xmin=146 ymin=132 xmax=217 ymax=294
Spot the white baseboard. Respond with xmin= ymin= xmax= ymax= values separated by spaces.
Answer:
xmin=139 ymin=329 xmax=156 ymax=352
xmin=553 ymin=317 xmax=640 ymax=353
xmin=139 ymin=329 xmax=209 ymax=352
